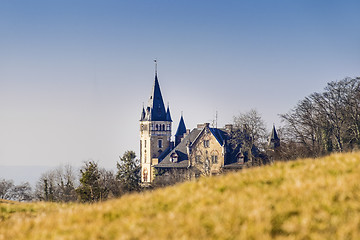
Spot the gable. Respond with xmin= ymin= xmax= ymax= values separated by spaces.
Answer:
xmin=190 ymin=126 xmax=223 ymax=152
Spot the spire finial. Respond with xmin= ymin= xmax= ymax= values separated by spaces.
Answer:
xmin=154 ymin=59 xmax=157 ymax=76
xmin=181 ymin=111 xmax=183 ymax=117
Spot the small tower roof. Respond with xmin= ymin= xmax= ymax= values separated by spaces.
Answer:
xmin=166 ymin=105 xmax=172 ymax=122
xmin=270 ymin=125 xmax=279 ymax=141
xmin=175 ymin=115 xmax=186 ymax=137
xmin=140 ymin=106 xmax=146 ymax=121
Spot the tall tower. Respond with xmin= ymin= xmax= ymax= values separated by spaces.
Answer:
xmin=140 ymin=65 xmax=172 ymax=183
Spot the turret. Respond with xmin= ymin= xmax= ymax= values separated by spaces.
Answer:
xmin=268 ymin=125 xmax=280 ymax=149
xmin=175 ymin=115 xmax=186 ymax=146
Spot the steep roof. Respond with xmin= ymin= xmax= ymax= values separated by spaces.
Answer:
xmin=209 ymin=128 xmax=226 ymax=145
xmin=155 ymin=129 xmax=201 ymax=168
xmin=175 ymin=115 xmax=186 ymax=136
xmin=269 ymin=125 xmax=280 ymax=141
xmin=144 ymin=74 xmax=167 ymax=121
xmin=268 ymin=125 xmax=280 ymax=149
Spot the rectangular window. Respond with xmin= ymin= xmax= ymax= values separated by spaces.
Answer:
xmin=203 ymin=140 xmax=210 ymax=148
xmin=212 ymin=155 xmax=218 ymax=164
xmin=158 ymin=139 xmax=163 ymax=148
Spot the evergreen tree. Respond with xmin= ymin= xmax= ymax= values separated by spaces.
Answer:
xmin=116 ymin=151 xmax=140 ymax=193
xmin=76 ymin=161 xmax=107 ymax=202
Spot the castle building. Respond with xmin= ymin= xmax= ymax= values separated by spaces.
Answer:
xmin=140 ymin=67 xmax=277 ymax=184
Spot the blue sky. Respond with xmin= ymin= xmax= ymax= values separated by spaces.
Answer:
xmin=1 ymin=1 xmax=359 ymax=182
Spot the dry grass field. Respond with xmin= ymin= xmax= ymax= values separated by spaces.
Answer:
xmin=1 ymin=152 xmax=360 ymax=239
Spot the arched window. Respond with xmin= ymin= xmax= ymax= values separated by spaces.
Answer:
xmin=211 ymin=155 xmax=218 ymax=164
xmin=156 ymin=124 xmax=159 ymax=130
xmin=143 ymin=168 xmax=148 ymax=182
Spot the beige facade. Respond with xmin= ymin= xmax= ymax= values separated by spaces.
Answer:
xmin=140 ymin=120 xmax=171 ymax=183
xmin=188 ymin=125 xmax=225 ymax=177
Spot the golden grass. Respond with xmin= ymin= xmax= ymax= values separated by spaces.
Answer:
xmin=1 ymin=152 xmax=360 ymax=239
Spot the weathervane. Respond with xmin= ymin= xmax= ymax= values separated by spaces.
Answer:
xmin=154 ymin=59 xmax=157 ymax=76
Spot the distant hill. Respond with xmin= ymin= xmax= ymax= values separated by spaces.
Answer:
xmin=1 ymin=152 xmax=360 ymax=239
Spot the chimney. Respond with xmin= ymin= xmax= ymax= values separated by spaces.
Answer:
xmin=186 ymin=141 xmax=192 ymax=155
xmin=225 ymin=124 xmax=233 ymax=132
xmin=181 ymin=129 xmax=191 ymax=142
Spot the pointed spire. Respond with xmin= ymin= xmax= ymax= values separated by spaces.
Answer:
xmin=145 ymin=61 xmax=167 ymax=121
xmin=166 ymin=104 xmax=172 ymax=122
xmin=175 ymin=115 xmax=186 ymax=137
xmin=175 ymin=114 xmax=187 ymax=146
xmin=154 ymin=59 xmax=158 ymax=77
xmin=270 ymin=125 xmax=279 ymax=141
xmin=140 ymin=105 xmax=146 ymax=121
xmin=268 ymin=125 xmax=280 ymax=149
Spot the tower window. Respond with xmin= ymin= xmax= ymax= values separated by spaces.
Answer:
xmin=143 ymin=168 xmax=148 ymax=182
xmin=144 ymin=140 xmax=147 ymax=148
xmin=158 ymin=139 xmax=163 ymax=148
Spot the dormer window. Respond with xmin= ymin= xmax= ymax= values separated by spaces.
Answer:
xmin=237 ymin=153 xmax=245 ymax=164
xmin=170 ymin=152 xmax=178 ymax=163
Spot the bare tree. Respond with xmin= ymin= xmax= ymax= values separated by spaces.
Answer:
xmin=0 ymin=179 xmax=32 ymax=202
xmin=8 ymin=182 xmax=33 ymax=202
xmin=35 ymin=165 xmax=77 ymax=202
xmin=281 ymin=77 xmax=360 ymax=159
xmin=0 ymin=179 xmax=14 ymax=200
xmin=233 ymin=109 xmax=268 ymax=150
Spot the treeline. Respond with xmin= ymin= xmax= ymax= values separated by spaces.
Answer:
xmin=1 ymin=77 xmax=359 ymax=202
xmin=0 ymin=151 xmax=141 ymax=203
xmin=279 ymin=77 xmax=360 ymax=159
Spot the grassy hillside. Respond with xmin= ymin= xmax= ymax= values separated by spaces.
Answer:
xmin=1 ymin=152 xmax=360 ymax=240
